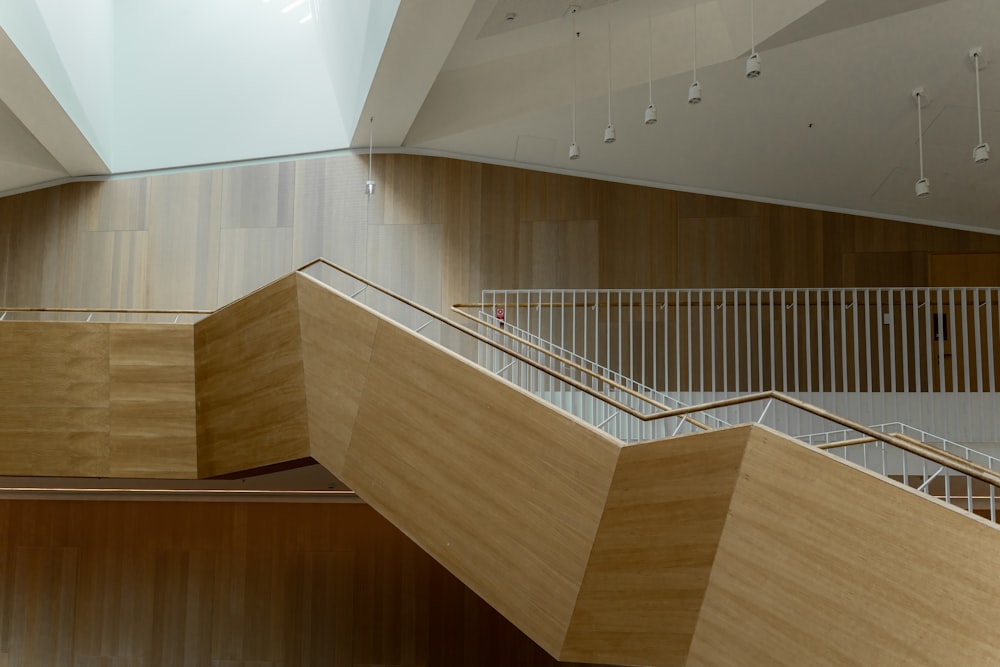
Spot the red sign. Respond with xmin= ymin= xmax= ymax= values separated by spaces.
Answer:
xmin=495 ymin=306 xmax=505 ymax=327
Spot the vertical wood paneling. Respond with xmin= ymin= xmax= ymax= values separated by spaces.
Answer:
xmin=478 ymin=164 xmax=523 ymax=290
xmin=365 ymin=224 xmax=442 ymax=311
xmin=69 ymin=231 xmax=148 ymax=310
xmin=518 ymin=220 xmax=598 ymax=287
xmin=109 ymin=325 xmax=197 ymax=478
xmin=291 ymin=156 xmax=369 ymax=274
xmin=146 ymin=170 xmax=222 ymax=310
xmin=2 ymin=153 xmax=1000 ymax=318
xmin=194 ymin=275 xmax=310 ymax=478
xmin=0 ymin=501 xmax=597 ymax=667
xmin=221 ymin=164 xmax=295 ymax=230
xmin=217 ymin=227 xmax=293 ymax=307
xmin=90 ymin=180 xmax=150 ymax=232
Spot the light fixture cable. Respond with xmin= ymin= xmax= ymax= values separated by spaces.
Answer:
xmin=746 ymin=0 xmax=761 ymax=78
xmin=914 ymin=89 xmax=930 ymax=197
xmin=917 ymin=94 xmax=925 ymax=181
xmin=569 ymin=7 xmax=580 ymax=159
xmin=688 ymin=0 xmax=702 ymax=102
xmin=604 ymin=0 xmax=616 ymax=142
xmin=692 ymin=0 xmax=698 ymax=82
xmin=976 ymin=52 xmax=984 ymax=145
xmin=972 ymin=49 xmax=989 ymax=163
xmin=645 ymin=2 xmax=657 ymax=124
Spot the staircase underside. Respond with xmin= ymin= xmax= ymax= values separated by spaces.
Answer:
xmin=2 ymin=272 xmax=1000 ymax=666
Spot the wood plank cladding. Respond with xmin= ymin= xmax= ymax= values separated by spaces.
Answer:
xmin=326 ymin=291 xmax=622 ymax=656
xmin=109 ymin=325 xmax=197 ymax=478
xmin=561 ymin=426 xmax=750 ymax=666
xmin=0 ymin=322 xmax=196 ymax=478
xmin=4 ymin=154 xmax=1000 ymax=327
xmin=194 ymin=274 xmax=310 ymax=478
xmin=686 ymin=427 xmax=1000 ymax=667
xmin=0 ymin=501 xmax=602 ymax=667
xmin=296 ymin=274 xmax=379 ymax=474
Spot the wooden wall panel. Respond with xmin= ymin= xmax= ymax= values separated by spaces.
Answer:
xmin=108 ymin=325 xmax=197 ymax=479
xmin=221 ymin=163 xmax=295 ymax=230
xmin=297 ymin=275 xmax=380 ymax=474
xmin=4 ymin=153 xmax=1000 ymax=320
xmin=561 ymin=426 xmax=750 ymax=666
xmin=686 ymin=427 xmax=1000 ymax=667
xmin=194 ymin=274 xmax=309 ymax=477
xmin=365 ymin=224 xmax=442 ymax=311
xmin=217 ymin=227 xmax=293 ymax=307
xmin=291 ymin=156 xmax=369 ymax=275
xmin=0 ymin=322 xmax=198 ymax=479
xmin=90 ymin=180 xmax=149 ymax=232
xmin=518 ymin=220 xmax=599 ymax=288
xmin=929 ymin=252 xmax=1000 ymax=286
xmin=145 ymin=170 xmax=222 ymax=310
xmin=0 ymin=323 xmax=109 ymax=477
xmin=0 ymin=501 xmax=602 ymax=667
xmin=601 ymin=183 xmax=677 ymax=287
xmin=69 ymin=231 xmax=148 ymax=310
xmin=339 ymin=312 xmax=622 ymax=657
xmin=478 ymin=163 xmax=522 ymax=291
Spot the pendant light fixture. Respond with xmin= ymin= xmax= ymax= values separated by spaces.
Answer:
xmin=644 ymin=2 xmax=657 ymax=124
xmin=746 ymin=0 xmax=761 ymax=78
xmin=569 ymin=6 xmax=580 ymax=160
xmin=913 ymin=88 xmax=930 ymax=198
xmin=365 ymin=116 xmax=376 ymax=196
xmin=688 ymin=0 xmax=702 ymax=103
xmin=604 ymin=0 xmax=616 ymax=143
xmin=970 ymin=47 xmax=990 ymax=164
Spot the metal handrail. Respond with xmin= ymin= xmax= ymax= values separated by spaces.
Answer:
xmin=300 ymin=258 xmax=1000 ymax=492
xmin=799 ymin=422 xmax=1000 ymax=471
xmin=4 ymin=258 xmax=996 ymax=493
xmin=0 ymin=307 xmax=211 ymax=314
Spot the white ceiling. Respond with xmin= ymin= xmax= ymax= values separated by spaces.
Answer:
xmin=365 ymin=0 xmax=1000 ymax=235
xmin=1 ymin=0 xmax=999 ymax=236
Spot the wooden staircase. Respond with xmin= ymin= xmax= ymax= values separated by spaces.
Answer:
xmin=2 ymin=271 xmax=1000 ymax=666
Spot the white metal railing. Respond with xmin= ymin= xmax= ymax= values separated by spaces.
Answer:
xmin=476 ymin=313 xmax=729 ymax=424
xmin=479 ymin=287 xmax=1000 ymax=393
xmin=0 ymin=308 xmax=208 ymax=324
xmin=815 ymin=436 xmax=998 ymax=522
xmin=299 ymin=261 xmax=1000 ymax=524
xmin=478 ymin=313 xmax=1000 ymax=474
xmin=797 ymin=422 xmax=1000 ymax=472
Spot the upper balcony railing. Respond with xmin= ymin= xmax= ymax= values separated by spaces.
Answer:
xmin=473 ymin=287 xmax=1000 ymax=393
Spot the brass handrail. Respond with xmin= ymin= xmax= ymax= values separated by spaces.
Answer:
xmin=298 ymin=258 xmax=1000 ymax=491
xmin=8 ymin=258 xmax=992 ymax=490
xmin=296 ymin=260 xmax=712 ymax=430
xmin=0 ymin=307 xmax=211 ymax=314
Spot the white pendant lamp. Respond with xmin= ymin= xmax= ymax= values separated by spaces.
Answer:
xmin=365 ymin=116 xmax=375 ymax=196
xmin=645 ymin=2 xmax=657 ymax=124
xmin=746 ymin=0 xmax=761 ymax=78
xmin=913 ymin=88 xmax=930 ymax=198
xmin=970 ymin=47 xmax=990 ymax=164
xmin=569 ymin=7 xmax=580 ymax=160
xmin=604 ymin=0 xmax=616 ymax=143
xmin=688 ymin=0 xmax=701 ymax=103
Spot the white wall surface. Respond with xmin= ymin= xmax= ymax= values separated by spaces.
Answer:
xmin=0 ymin=0 xmax=112 ymax=159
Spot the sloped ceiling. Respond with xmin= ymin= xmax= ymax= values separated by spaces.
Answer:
xmin=372 ymin=0 xmax=1000 ymax=234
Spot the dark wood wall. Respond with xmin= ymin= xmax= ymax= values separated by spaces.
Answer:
xmin=0 ymin=499 xmax=609 ymax=667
